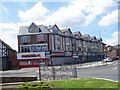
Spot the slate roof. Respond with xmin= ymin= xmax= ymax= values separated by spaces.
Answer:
xmin=61 ymin=28 xmax=70 ymax=33
xmin=18 ymin=24 xmax=51 ymax=35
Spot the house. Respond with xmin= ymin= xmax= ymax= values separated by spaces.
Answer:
xmin=0 ymin=39 xmax=18 ymax=70
xmin=106 ymin=45 xmax=117 ymax=59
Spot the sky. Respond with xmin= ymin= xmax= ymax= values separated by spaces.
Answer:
xmin=0 ymin=0 xmax=119 ymax=51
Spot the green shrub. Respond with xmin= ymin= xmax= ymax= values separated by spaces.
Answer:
xmin=19 ymin=86 xmax=28 ymax=90
xmin=19 ymin=81 xmax=51 ymax=90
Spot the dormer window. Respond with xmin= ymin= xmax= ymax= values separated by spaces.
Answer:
xmin=39 ymin=28 xmax=42 ymax=32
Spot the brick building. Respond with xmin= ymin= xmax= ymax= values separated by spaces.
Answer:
xmin=106 ymin=45 xmax=120 ymax=59
xmin=0 ymin=39 xmax=18 ymax=70
xmin=17 ymin=23 xmax=106 ymax=68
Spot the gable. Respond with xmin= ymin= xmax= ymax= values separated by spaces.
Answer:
xmin=78 ymin=32 xmax=82 ymax=38
xmin=67 ymin=29 xmax=72 ymax=36
xmin=52 ymin=25 xmax=62 ymax=35
xmin=28 ymin=23 xmax=40 ymax=33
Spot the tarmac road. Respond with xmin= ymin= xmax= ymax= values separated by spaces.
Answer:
xmin=77 ymin=60 xmax=119 ymax=82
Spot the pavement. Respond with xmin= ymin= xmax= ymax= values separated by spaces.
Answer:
xmin=0 ymin=60 xmax=112 ymax=74
xmin=77 ymin=61 xmax=112 ymax=69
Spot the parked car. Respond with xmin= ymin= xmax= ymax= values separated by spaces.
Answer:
xmin=103 ymin=57 xmax=112 ymax=62
xmin=112 ymin=56 xmax=119 ymax=61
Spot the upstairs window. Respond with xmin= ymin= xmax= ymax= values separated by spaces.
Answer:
xmin=21 ymin=36 xmax=30 ymax=44
xmin=55 ymin=35 xmax=61 ymax=51
xmin=37 ymin=35 xmax=46 ymax=42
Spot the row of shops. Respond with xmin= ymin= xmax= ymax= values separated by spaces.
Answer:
xmin=17 ymin=23 xmax=106 ymax=68
xmin=17 ymin=51 xmax=105 ymax=68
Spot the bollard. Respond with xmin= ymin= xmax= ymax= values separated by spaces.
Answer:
xmin=39 ymin=67 xmax=41 ymax=81
xmin=73 ymin=66 xmax=77 ymax=78
xmin=52 ymin=66 xmax=55 ymax=80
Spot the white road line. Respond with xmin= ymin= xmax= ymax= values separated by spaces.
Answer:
xmin=92 ymin=77 xmax=118 ymax=82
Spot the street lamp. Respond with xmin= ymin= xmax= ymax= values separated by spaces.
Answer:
xmin=39 ymin=58 xmax=41 ymax=81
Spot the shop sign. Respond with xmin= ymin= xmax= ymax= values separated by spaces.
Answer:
xmin=17 ymin=52 xmax=45 ymax=59
xmin=51 ymin=52 xmax=64 ymax=56
xmin=22 ymin=54 xmax=40 ymax=58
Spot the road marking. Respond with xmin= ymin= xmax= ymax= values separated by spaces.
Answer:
xmin=92 ymin=77 xmax=118 ymax=82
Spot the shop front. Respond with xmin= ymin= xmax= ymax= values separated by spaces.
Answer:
xmin=72 ymin=52 xmax=79 ymax=64
xmin=50 ymin=51 xmax=65 ymax=65
xmin=17 ymin=52 xmax=48 ymax=68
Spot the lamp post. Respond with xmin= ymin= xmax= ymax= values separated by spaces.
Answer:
xmin=51 ymin=59 xmax=55 ymax=80
xmin=39 ymin=59 xmax=41 ymax=81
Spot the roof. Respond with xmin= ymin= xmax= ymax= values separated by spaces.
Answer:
xmin=0 ymin=39 xmax=16 ymax=51
xmin=37 ymin=25 xmax=51 ymax=33
xmin=72 ymin=32 xmax=80 ymax=36
xmin=82 ymin=34 xmax=90 ymax=38
xmin=90 ymin=36 xmax=96 ymax=40
xmin=97 ymin=38 xmax=102 ymax=42
xmin=61 ymin=28 xmax=70 ymax=33
xmin=18 ymin=26 xmax=29 ymax=35
xmin=18 ymin=23 xmax=51 ymax=35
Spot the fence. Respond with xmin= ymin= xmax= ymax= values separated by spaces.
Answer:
xmin=39 ymin=65 xmax=77 ymax=81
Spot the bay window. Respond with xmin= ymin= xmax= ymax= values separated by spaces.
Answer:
xmin=55 ymin=35 xmax=61 ymax=51
xmin=65 ymin=38 xmax=72 ymax=51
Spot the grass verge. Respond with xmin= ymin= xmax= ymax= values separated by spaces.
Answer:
xmin=47 ymin=78 xmax=119 ymax=89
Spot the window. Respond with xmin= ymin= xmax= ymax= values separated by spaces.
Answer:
xmin=37 ymin=35 xmax=46 ymax=42
xmin=20 ymin=61 xmax=32 ymax=65
xmin=37 ymin=45 xmax=47 ymax=51
xmin=21 ymin=36 xmax=30 ymax=44
xmin=20 ymin=44 xmax=47 ymax=53
xmin=65 ymin=38 xmax=72 ymax=51
xmin=72 ymin=39 xmax=76 ymax=51
xmin=2 ymin=45 xmax=7 ymax=57
xmin=55 ymin=35 xmax=61 ymax=51
xmin=21 ymin=46 xmax=30 ymax=53
xmin=31 ymin=45 xmax=37 ymax=52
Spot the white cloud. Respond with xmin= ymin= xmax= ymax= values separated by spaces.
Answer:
xmin=0 ymin=0 xmax=117 ymax=50
xmin=0 ymin=23 xmax=19 ymax=50
xmin=104 ymin=31 xmax=119 ymax=45
xmin=18 ymin=0 xmax=116 ymax=28
xmin=0 ymin=4 xmax=8 ymax=12
xmin=18 ymin=2 xmax=49 ymax=22
xmin=98 ymin=10 xmax=118 ymax=27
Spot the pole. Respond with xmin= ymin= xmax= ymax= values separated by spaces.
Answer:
xmin=51 ymin=59 xmax=55 ymax=80
xmin=39 ymin=60 xmax=41 ymax=81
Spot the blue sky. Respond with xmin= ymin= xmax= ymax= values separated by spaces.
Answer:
xmin=0 ymin=0 xmax=119 ymax=50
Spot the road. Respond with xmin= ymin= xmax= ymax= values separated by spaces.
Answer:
xmin=77 ymin=60 xmax=119 ymax=81
xmin=0 ymin=60 xmax=119 ymax=82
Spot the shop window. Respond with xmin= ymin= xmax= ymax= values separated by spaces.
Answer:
xmin=34 ymin=60 xmax=45 ymax=65
xmin=19 ymin=61 xmax=32 ymax=65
